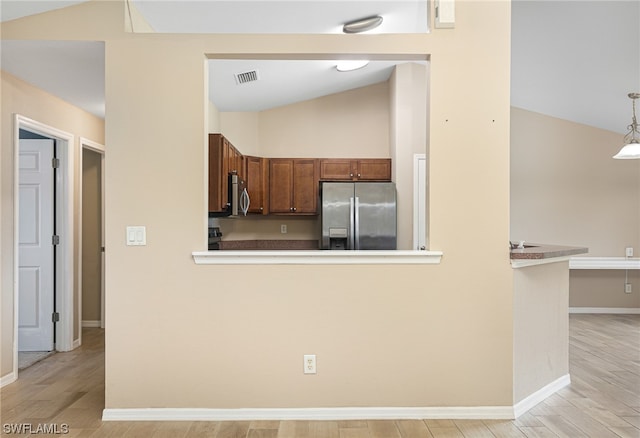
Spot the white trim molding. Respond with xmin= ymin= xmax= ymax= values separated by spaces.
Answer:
xmin=569 ymin=307 xmax=640 ymax=314
xmin=193 ymin=250 xmax=443 ymax=265
xmin=513 ymin=374 xmax=571 ymax=418
xmin=0 ymin=372 xmax=17 ymax=388
xmin=13 ymin=115 xmax=76 ymax=384
xmin=569 ymin=257 xmax=640 ymax=270
xmin=104 ymin=405 xmax=514 ymax=422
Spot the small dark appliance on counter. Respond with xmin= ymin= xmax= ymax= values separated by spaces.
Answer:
xmin=208 ymin=227 xmax=222 ymax=250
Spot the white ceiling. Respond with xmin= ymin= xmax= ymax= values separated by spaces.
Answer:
xmin=1 ymin=0 xmax=639 ymax=134
xmin=1 ymin=40 xmax=105 ymax=118
xmin=209 ymin=59 xmax=425 ymax=112
xmin=0 ymin=0 xmax=88 ymax=22
xmin=130 ymin=0 xmax=428 ymax=34
xmin=511 ymin=0 xmax=640 ymax=136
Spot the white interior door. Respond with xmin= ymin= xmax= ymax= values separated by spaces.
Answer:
xmin=19 ymin=139 xmax=55 ymax=352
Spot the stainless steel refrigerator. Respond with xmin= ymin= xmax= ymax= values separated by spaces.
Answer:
xmin=320 ymin=182 xmax=397 ymax=250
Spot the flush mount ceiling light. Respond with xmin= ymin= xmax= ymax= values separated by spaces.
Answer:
xmin=342 ymin=15 xmax=383 ymax=34
xmin=335 ymin=60 xmax=369 ymax=72
xmin=613 ymin=92 xmax=640 ymax=159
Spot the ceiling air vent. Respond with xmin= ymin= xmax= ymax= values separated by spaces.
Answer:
xmin=234 ymin=69 xmax=260 ymax=85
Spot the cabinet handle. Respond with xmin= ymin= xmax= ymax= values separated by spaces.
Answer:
xmin=259 ymin=207 xmax=263 ymax=212
xmin=357 ymin=173 xmax=361 ymax=177
xmin=293 ymin=207 xmax=297 ymax=212
xmin=350 ymin=173 xmax=353 ymax=177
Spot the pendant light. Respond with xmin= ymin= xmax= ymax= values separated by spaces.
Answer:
xmin=613 ymin=92 xmax=640 ymax=159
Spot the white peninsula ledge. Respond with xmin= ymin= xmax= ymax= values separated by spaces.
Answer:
xmin=569 ymin=257 xmax=640 ymax=270
xmin=192 ymin=250 xmax=443 ymax=265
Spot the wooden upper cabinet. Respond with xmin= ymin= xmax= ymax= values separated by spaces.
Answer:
xmin=357 ymin=159 xmax=391 ymax=180
xmin=209 ymin=134 xmax=226 ymax=213
xmin=269 ymin=159 xmax=319 ymax=215
xmin=319 ymin=159 xmax=391 ymax=181
xmin=319 ymin=159 xmax=353 ymax=181
xmin=245 ymin=156 xmax=269 ymax=214
xmin=211 ymin=137 xmax=390 ymax=216
xmin=209 ymin=133 xmax=245 ymax=213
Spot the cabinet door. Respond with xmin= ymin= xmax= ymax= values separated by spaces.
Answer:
xmin=356 ymin=159 xmax=391 ymax=181
xmin=292 ymin=159 xmax=318 ymax=214
xmin=229 ymin=145 xmax=243 ymax=178
xmin=245 ymin=156 xmax=268 ymax=214
xmin=220 ymin=138 xmax=231 ymax=209
xmin=269 ymin=159 xmax=294 ymax=213
xmin=208 ymin=135 xmax=223 ymax=212
xmin=319 ymin=159 xmax=355 ymax=180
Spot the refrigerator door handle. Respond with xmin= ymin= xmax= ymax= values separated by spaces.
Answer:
xmin=240 ymin=188 xmax=250 ymax=216
xmin=354 ymin=196 xmax=360 ymax=250
xmin=349 ymin=197 xmax=355 ymax=250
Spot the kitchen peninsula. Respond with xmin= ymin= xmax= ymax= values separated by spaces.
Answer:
xmin=510 ymin=242 xmax=588 ymax=413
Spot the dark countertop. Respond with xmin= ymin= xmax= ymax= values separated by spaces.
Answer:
xmin=510 ymin=243 xmax=588 ymax=260
xmin=218 ymin=240 xmax=319 ymax=250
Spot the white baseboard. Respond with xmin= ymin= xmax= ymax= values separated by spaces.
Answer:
xmin=513 ymin=374 xmax=571 ymax=418
xmin=82 ymin=320 xmax=101 ymax=328
xmin=102 ymin=374 xmax=576 ymax=422
xmin=103 ymin=406 xmax=515 ymax=422
xmin=0 ymin=371 xmax=17 ymax=388
xmin=569 ymin=307 xmax=640 ymax=314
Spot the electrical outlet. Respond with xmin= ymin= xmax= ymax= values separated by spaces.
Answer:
xmin=281 ymin=224 xmax=287 ymax=234
xmin=303 ymin=354 xmax=316 ymax=374
xmin=626 ymin=247 xmax=634 ymax=258
xmin=625 ymin=283 xmax=633 ymax=294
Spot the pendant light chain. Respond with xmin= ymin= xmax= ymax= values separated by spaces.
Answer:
xmin=626 ymin=93 xmax=640 ymax=143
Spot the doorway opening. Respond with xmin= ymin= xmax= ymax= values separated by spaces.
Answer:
xmin=79 ymin=139 xmax=105 ymax=331
xmin=13 ymin=115 xmax=75 ymax=379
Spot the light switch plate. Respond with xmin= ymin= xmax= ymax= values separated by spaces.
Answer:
xmin=126 ymin=226 xmax=146 ymax=246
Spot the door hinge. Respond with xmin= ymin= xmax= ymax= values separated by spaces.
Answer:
xmin=52 ymin=312 xmax=60 ymax=323
xmin=52 ymin=235 xmax=60 ymax=245
xmin=52 ymin=158 xmax=60 ymax=168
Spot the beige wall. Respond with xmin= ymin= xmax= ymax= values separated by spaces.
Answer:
xmin=513 ymin=262 xmax=569 ymax=403
xmin=1 ymin=0 xmax=514 ymax=408
xmin=511 ymin=107 xmax=640 ymax=309
xmin=258 ymin=82 xmax=390 ymax=158
xmin=219 ymin=111 xmax=260 ymax=156
xmin=1 ymin=70 xmax=105 ymax=378
xmin=219 ymin=81 xmax=390 ymax=159
xmin=208 ymin=100 xmax=220 ymax=134
xmin=82 ymin=148 xmax=102 ymax=322
xmin=570 ymin=270 xmax=640 ymax=308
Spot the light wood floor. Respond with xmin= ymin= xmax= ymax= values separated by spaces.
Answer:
xmin=1 ymin=314 xmax=639 ymax=437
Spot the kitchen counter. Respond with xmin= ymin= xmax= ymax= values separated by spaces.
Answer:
xmin=510 ymin=243 xmax=588 ymax=268
xmin=218 ymin=240 xmax=319 ymax=250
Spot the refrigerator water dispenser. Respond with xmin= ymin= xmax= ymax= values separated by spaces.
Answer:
xmin=329 ymin=227 xmax=348 ymax=250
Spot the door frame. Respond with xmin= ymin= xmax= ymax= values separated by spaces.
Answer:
xmin=413 ymin=153 xmax=427 ymax=250
xmin=13 ymin=114 xmax=75 ymax=377
xmin=78 ymin=138 xmax=106 ymax=334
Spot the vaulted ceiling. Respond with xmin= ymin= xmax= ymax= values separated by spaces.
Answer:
xmin=1 ymin=0 xmax=638 ymax=135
